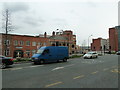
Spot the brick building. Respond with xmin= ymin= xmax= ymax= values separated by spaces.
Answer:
xmin=0 ymin=30 xmax=77 ymax=58
xmin=49 ymin=30 xmax=77 ymax=54
xmin=91 ymin=38 xmax=109 ymax=52
xmin=114 ymin=26 xmax=120 ymax=51
xmin=109 ymin=27 xmax=118 ymax=52
xmin=0 ymin=33 xmax=50 ymax=58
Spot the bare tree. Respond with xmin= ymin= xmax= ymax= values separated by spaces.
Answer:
xmin=2 ymin=9 xmax=13 ymax=56
xmin=2 ymin=9 xmax=13 ymax=34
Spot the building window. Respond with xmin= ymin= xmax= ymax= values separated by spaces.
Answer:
xmin=72 ymin=45 xmax=74 ymax=48
xmin=67 ymin=43 xmax=69 ymax=46
xmin=43 ymin=49 xmax=49 ymax=54
xmin=63 ymin=43 xmax=65 ymax=46
xmin=32 ymin=42 xmax=36 ymax=46
xmin=73 ymin=36 xmax=76 ymax=39
xmin=4 ymin=40 xmax=10 ymax=45
xmin=32 ymin=50 xmax=36 ymax=55
xmin=43 ymin=42 xmax=46 ymax=46
xmin=14 ymin=40 xmax=18 ymax=46
xmin=20 ymin=41 xmax=24 ymax=46
xmin=38 ymin=42 xmax=42 ymax=46
xmin=72 ymin=51 xmax=74 ymax=54
xmin=4 ymin=49 xmax=10 ymax=56
xmin=26 ymin=41 xmax=30 ymax=46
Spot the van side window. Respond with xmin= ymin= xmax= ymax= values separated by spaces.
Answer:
xmin=43 ymin=49 xmax=50 ymax=54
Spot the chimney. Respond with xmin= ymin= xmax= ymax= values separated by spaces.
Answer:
xmin=44 ymin=32 xmax=47 ymax=38
xmin=52 ymin=31 xmax=55 ymax=36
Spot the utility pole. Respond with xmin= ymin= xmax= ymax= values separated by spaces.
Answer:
xmin=88 ymin=35 xmax=92 ymax=51
xmin=104 ymin=45 xmax=106 ymax=55
xmin=100 ymin=46 xmax=102 ymax=55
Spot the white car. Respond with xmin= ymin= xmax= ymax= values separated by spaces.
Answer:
xmin=83 ymin=52 xmax=98 ymax=59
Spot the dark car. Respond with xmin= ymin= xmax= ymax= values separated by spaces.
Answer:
xmin=116 ymin=51 xmax=120 ymax=55
xmin=0 ymin=55 xmax=14 ymax=69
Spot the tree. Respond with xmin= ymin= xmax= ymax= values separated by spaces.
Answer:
xmin=2 ymin=9 xmax=13 ymax=56
xmin=2 ymin=9 xmax=13 ymax=33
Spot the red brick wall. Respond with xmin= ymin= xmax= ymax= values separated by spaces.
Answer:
xmin=91 ymin=38 xmax=101 ymax=51
xmin=2 ymin=34 xmax=50 ymax=58
xmin=109 ymin=28 xmax=118 ymax=52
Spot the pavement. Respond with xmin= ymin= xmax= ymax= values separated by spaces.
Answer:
xmin=2 ymin=54 xmax=119 ymax=88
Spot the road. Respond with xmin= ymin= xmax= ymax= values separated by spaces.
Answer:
xmin=2 ymin=54 xmax=119 ymax=88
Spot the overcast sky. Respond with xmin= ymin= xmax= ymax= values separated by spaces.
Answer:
xmin=0 ymin=0 xmax=119 ymax=45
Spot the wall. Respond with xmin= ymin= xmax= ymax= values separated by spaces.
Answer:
xmin=109 ymin=28 xmax=118 ymax=52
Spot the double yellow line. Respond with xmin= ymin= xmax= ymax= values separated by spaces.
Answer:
xmin=45 ymin=70 xmax=100 ymax=88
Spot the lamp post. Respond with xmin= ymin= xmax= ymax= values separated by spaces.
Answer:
xmin=88 ymin=35 xmax=93 ymax=51
xmin=109 ymin=46 xmax=111 ymax=54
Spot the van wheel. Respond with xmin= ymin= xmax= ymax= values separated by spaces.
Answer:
xmin=90 ymin=56 xmax=92 ymax=59
xmin=63 ymin=58 xmax=67 ymax=62
xmin=40 ymin=60 xmax=44 ymax=64
xmin=57 ymin=60 xmax=59 ymax=63
xmin=1 ymin=63 xmax=6 ymax=69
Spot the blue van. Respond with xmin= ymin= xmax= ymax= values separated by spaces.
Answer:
xmin=31 ymin=46 xmax=69 ymax=64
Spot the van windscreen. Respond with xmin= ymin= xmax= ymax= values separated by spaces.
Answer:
xmin=36 ymin=49 xmax=44 ymax=54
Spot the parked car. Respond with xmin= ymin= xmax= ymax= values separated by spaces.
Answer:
xmin=31 ymin=46 xmax=69 ymax=64
xmin=83 ymin=52 xmax=98 ymax=59
xmin=0 ymin=55 xmax=14 ymax=69
xmin=116 ymin=51 xmax=120 ymax=55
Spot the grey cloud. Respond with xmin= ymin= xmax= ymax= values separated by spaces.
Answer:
xmin=3 ymin=2 xmax=29 ymax=13
xmin=38 ymin=18 xmax=45 ymax=23
xmin=53 ymin=18 xmax=67 ymax=24
xmin=52 ymin=18 xmax=67 ymax=26
xmin=23 ymin=17 xmax=45 ymax=26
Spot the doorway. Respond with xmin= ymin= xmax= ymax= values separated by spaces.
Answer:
xmin=14 ymin=50 xmax=24 ymax=58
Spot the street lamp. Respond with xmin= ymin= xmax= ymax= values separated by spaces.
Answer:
xmin=88 ymin=35 xmax=93 ymax=51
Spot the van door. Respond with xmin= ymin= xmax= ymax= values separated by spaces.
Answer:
xmin=42 ymin=49 xmax=54 ymax=63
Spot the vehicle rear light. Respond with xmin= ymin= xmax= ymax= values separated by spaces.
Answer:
xmin=10 ymin=58 xmax=14 ymax=61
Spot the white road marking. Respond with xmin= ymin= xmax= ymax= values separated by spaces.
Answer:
xmin=9 ymin=67 xmax=23 ymax=71
xmin=3 ymin=65 xmax=44 ymax=71
xmin=52 ymin=67 xmax=64 ymax=71
xmin=52 ymin=64 xmax=75 ymax=71
xmin=28 ymin=65 xmax=44 ymax=68
xmin=103 ymin=68 xmax=109 ymax=71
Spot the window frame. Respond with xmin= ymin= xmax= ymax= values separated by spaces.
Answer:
xmin=26 ymin=41 xmax=30 ymax=46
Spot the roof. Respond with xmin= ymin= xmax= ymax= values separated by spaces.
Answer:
xmin=0 ymin=33 xmax=45 ymax=38
xmin=49 ymin=36 xmax=68 ymax=40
